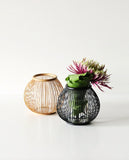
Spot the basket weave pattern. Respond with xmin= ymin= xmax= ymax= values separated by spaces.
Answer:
xmin=24 ymin=74 xmax=63 ymax=114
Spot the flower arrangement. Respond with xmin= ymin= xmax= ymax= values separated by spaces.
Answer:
xmin=66 ymin=58 xmax=112 ymax=91
xmin=57 ymin=58 xmax=111 ymax=124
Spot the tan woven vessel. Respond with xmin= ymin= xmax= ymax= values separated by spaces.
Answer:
xmin=24 ymin=73 xmax=63 ymax=114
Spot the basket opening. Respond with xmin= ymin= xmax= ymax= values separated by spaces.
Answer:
xmin=33 ymin=73 xmax=57 ymax=81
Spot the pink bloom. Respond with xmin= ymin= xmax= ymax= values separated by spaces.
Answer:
xmin=67 ymin=59 xmax=112 ymax=91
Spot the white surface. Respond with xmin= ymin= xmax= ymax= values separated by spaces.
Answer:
xmin=0 ymin=0 xmax=129 ymax=159
xmin=0 ymin=94 xmax=129 ymax=160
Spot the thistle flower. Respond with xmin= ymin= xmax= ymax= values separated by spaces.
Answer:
xmin=67 ymin=58 xmax=112 ymax=91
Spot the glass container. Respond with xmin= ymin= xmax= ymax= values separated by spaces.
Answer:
xmin=57 ymin=85 xmax=100 ymax=124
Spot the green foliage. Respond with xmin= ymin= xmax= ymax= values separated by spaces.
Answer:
xmin=65 ymin=73 xmax=93 ymax=88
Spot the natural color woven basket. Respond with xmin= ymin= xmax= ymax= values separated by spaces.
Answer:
xmin=24 ymin=73 xmax=63 ymax=114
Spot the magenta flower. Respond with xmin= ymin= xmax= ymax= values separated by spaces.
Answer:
xmin=67 ymin=58 xmax=112 ymax=91
xmin=67 ymin=61 xmax=93 ymax=74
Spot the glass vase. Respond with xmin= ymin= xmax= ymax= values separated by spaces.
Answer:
xmin=57 ymin=85 xmax=100 ymax=125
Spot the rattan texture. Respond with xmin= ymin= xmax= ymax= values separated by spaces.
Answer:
xmin=24 ymin=74 xmax=63 ymax=114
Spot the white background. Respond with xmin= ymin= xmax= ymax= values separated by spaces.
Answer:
xmin=0 ymin=0 xmax=129 ymax=160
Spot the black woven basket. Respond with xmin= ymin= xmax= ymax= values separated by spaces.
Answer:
xmin=57 ymin=85 xmax=100 ymax=125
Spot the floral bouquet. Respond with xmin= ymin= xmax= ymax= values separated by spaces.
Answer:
xmin=66 ymin=58 xmax=111 ymax=91
xmin=65 ymin=58 xmax=112 ymax=120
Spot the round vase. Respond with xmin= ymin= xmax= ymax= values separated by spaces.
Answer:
xmin=57 ymin=85 xmax=100 ymax=125
xmin=24 ymin=73 xmax=63 ymax=114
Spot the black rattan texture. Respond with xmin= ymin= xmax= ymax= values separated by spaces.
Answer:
xmin=57 ymin=85 xmax=100 ymax=125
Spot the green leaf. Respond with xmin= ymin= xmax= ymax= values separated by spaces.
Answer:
xmin=65 ymin=73 xmax=93 ymax=88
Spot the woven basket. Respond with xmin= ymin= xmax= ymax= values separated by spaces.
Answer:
xmin=24 ymin=73 xmax=63 ymax=114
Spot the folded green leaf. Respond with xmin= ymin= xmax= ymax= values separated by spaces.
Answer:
xmin=65 ymin=73 xmax=93 ymax=88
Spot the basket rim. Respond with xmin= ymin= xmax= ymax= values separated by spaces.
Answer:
xmin=32 ymin=73 xmax=57 ymax=82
